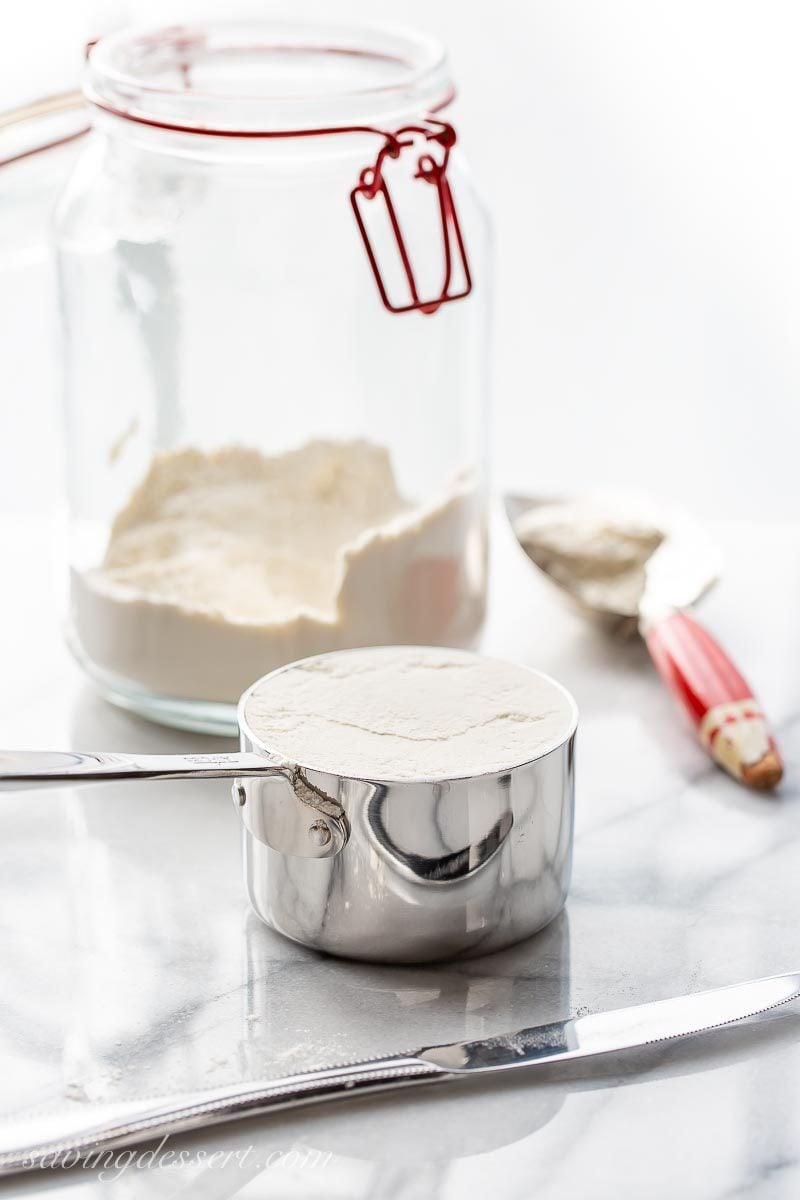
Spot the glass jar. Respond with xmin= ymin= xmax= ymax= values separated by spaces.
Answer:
xmin=55 ymin=20 xmax=490 ymax=734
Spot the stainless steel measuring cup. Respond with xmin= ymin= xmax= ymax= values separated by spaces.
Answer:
xmin=0 ymin=653 xmax=577 ymax=963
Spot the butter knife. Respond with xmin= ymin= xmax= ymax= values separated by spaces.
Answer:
xmin=1 ymin=972 xmax=797 ymax=1176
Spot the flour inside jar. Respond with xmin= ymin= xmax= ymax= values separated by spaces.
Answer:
xmin=71 ymin=440 xmax=483 ymax=702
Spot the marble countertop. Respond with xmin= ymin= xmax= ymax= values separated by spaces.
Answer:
xmin=0 ymin=511 xmax=798 ymax=1199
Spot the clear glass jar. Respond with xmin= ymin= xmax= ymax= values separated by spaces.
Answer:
xmin=55 ymin=21 xmax=490 ymax=734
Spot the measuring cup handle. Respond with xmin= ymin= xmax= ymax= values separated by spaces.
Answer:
xmin=643 ymin=610 xmax=783 ymax=791
xmin=0 ymin=750 xmax=349 ymax=858
xmin=0 ymin=750 xmax=281 ymax=791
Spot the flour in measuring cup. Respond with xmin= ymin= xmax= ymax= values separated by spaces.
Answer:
xmin=243 ymin=646 xmax=576 ymax=780
xmin=71 ymin=441 xmax=483 ymax=702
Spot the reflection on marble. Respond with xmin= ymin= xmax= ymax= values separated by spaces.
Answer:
xmin=0 ymin=515 xmax=798 ymax=1198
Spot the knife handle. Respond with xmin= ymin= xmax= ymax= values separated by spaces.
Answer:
xmin=0 ymin=1056 xmax=445 ymax=1175
xmin=644 ymin=611 xmax=782 ymax=790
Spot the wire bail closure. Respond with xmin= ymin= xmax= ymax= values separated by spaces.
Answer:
xmin=351 ymin=118 xmax=472 ymax=315
xmin=1 ymin=70 xmax=473 ymax=316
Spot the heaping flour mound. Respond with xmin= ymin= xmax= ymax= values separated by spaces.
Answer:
xmin=243 ymin=646 xmax=577 ymax=781
xmin=71 ymin=440 xmax=484 ymax=702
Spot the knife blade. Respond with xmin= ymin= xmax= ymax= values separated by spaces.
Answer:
xmin=418 ymin=971 xmax=800 ymax=1072
xmin=1 ymin=971 xmax=797 ymax=1176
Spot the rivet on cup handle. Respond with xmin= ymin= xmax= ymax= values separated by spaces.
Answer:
xmin=643 ymin=610 xmax=783 ymax=790
xmin=0 ymin=750 xmax=349 ymax=859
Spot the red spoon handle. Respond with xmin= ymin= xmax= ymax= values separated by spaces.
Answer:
xmin=644 ymin=610 xmax=782 ymax=790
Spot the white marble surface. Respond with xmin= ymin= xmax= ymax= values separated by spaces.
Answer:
xmin=0 ymin=511 xmax=798 ymax=1198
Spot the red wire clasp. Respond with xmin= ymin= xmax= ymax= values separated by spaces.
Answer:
xmin=351 ymin=119 xmax=472 ymax=315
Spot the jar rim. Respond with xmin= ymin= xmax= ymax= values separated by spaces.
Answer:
xmin=86 ymin=20 xmax=454 ymax=136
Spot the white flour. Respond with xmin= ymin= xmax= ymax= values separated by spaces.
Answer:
xmin=72 ymin=441 xmax=483 ymax=702
xmin=513 ymin=500 xmax=664 ymax=617
xmin=243 ymin=646 xmax=576 ymax=780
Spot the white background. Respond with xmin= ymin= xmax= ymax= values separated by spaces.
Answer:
xmin=2 ymin=0 xmax=800 ymax=518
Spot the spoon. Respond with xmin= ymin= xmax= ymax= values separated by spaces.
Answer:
xmin=505 ymin=492 xmax=783 ymax=791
